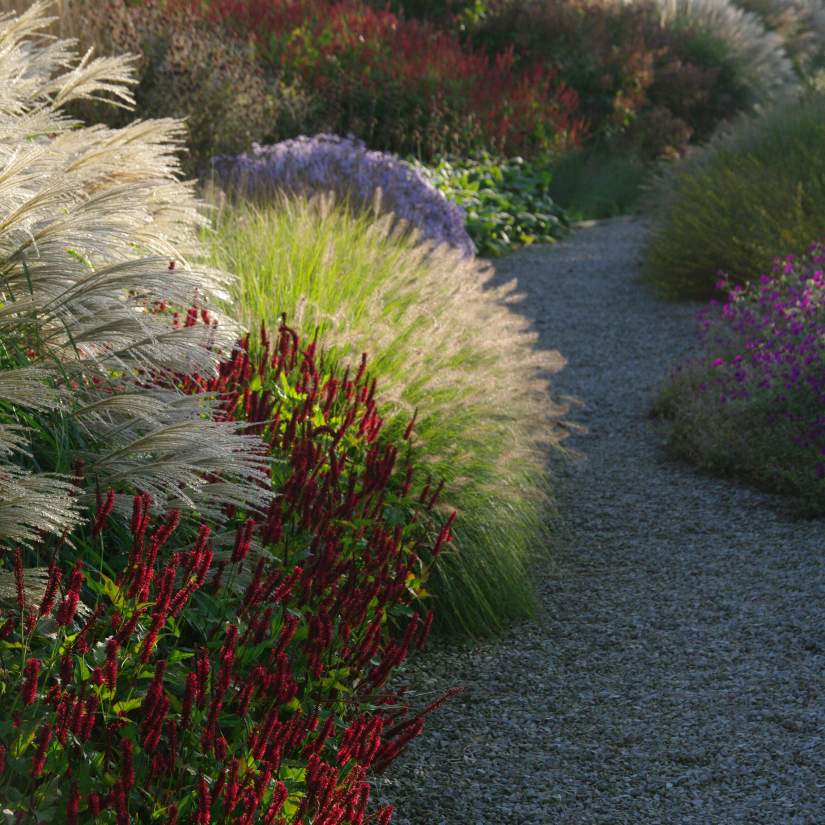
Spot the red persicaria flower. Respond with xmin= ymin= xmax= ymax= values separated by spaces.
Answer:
xmin=231 ymin=518 xmax=255 ymax=563
xmin=87 ymin=792 xmax=101 ymax=816
xmin=92 ymin=488 xmax=116 ymax=535
xmin=38 ymin=561 xmax=62 ymax=617
xmin=31 ymin=722 xmax=52 ymax=777
xmin=113 ymin=780 xmax=129 ymax=825
xmin=416 ymin=610 xmax=434 ymax=651
xmin=121 ymin=738 xmax=135 ymax=789
xmin=377 ymin=805 xmax=394 ymax=825
xmin=21 ymin=657 xmax=40 ymax=705
xmin=13 ymin=548 xmax=24 ymax=612
xmin=197 ymin=775 xmax=211 ymax=825
xmin=215 ymin=734 xmax=228 ymax=761
xmin=195 ymin=646 xmax=210 ymax=704
xmin=181 ymin=671 xmax=197 ymax=727
xmin=56 ymin=561 xmax=84 ymax=626
xmin=0 ymin=743 xmax=6 ymax=774
xmin=165 ymin=804 xmax=179 ymax=825
xmin=224 ymin=758 xmax=241 ymax=811
xmin=82 ymin=695 xmax=99 ymax=740
xmin=66 ymin=783 xmax=80 ymax=825
xmin=105 ymin=637 xmax=120 ymax=690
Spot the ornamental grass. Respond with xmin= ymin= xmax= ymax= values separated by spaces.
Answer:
xmin=0 ymin=6 xmax=453 ymax=821
xmin=642 ymin=94 xmax=825 ymax=298
xmin=206 ymin=195 xmax=568 ymax=637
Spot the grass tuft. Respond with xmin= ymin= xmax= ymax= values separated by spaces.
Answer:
xmin=205 ymin=194 xmax=569 ymax=636
xmin=642 ymin=93 xmax=825 ymax=298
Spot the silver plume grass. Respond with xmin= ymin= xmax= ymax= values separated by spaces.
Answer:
xmin=0 ymin=1 xmax=271 ymax=558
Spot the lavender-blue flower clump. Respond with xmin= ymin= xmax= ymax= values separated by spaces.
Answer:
xmin=210 ymin=134 xmax=475 ymax=257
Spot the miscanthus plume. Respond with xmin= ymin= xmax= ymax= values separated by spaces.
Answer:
xmin=0 ymin=0 xmax=271 ymax=580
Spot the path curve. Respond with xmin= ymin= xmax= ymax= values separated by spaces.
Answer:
xmin=376 ymin=217 xmax=825 ymax=825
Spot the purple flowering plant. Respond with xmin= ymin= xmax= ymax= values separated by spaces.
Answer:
xmin=655 ymin=241 xmax=825 ymax=509
xmin=210 ymin=134 xmax=475 ymax=257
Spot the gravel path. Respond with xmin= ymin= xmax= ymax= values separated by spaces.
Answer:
xmin=375 ymin=217 xmax=825 ymax=825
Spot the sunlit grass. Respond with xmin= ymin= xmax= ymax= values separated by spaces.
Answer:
xmin=205 ymin=193 xmax=568 ymax=636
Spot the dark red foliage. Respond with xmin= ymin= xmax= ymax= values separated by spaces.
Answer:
xmin=196 ymin=0 xmax=583 ymax=158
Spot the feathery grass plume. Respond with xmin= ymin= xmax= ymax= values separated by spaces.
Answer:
xmin=622 ymin=0 xmax=800 ymax=105
xmin=733 ymin=0 xmax=825 ymax=84
xmin=207 ymin=193 xmax=569 ymax=636
xmin=0 ymin=0 xmax=273 ymax=562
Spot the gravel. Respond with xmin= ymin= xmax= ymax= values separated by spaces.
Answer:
xmin=374 ymin=217 xmax=825 ymax=825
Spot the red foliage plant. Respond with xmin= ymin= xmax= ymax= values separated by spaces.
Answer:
xmin=192 ymin=0 xmax=584 ymax=159
xmin=0 ymin=321 xmax=457 ymax=823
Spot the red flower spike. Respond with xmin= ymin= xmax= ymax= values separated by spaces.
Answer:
xmin=181 ymin=671 xmax=197 ymax=728
xmin=416 ymin=610 xmax=434 ymax=651
xmin=105 ymin=637 xmax=120 ymax=690
xmin=56 ymin=561 xmax=84 ymax=627
xmin=38 ymin=561 xmax=62 ymax=617
xmin=197 ymin=775 xmax=211 ymax=825
xmin=66 ymin=783 xmax=80 ymax=825
xmin=121 ymin=738 xmax=135 ymax=790
xmin=13 ymin=548 xmax=24 ymax=612
xmin=21 ymin=657 xmax=40 ymax=705
xmin=31 ymin=722 xmax=52 ymax=777
xmin=92 ymin=488 xmax=116 ymax=536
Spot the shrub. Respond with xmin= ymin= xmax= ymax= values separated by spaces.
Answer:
xmin=203 ymin=0 xmax=583 ymax=160
xmin=70 ymin=0 xmax=310 ymax=178
xmin=415 ymin=153 xmax=568 ymax=257
xmin=653 ymin=244 xmax=825 ymax=511
xmin=470 ymin=0 xmax=657 ymax=144
xmin=640 ymin=0 xmax=799 ymax=104
xmin=0 ymin=324 xmax=452 ymax=821
xmin=471 ymin=0 xmax=799 ymax=158
xmin=361 ymin=0 xmax=488 ymax=27
xmin=206 ymin=196 xmax=568 ymax=636
xmin=210 ymin=134 xmax=475 ymax=257
xmin=546 ymin=144 xmax=650 ymax=220
xmin=642 ymin=94 xmax=825 ymax=298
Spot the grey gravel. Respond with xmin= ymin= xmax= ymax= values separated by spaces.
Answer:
xmin=375 ymin=217 xmax=825 ymax=825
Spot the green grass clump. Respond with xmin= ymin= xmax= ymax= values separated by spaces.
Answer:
xmin=416 ymin=153 xmax=569 ymax=256
xmin=642 ymin=94 xmax=825 ymax=298
xmin=206 ymin=195 xmax=568 ymax=636
xmin=547 ymin=144 xmax=650 ymax=221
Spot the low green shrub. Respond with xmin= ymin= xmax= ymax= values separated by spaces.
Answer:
xmin=653 ymin=245 xmax=825 ymax=512
xmin=546 ymin=144 xmax=650 ymax=221
xmin=72 ymin=0 xmax=312 ymax=177
xmin=205 ymin=195 xmax=568 ymax=637
xmin=416 ymin=154 xmax=569 ymax=256
xmin=642 ymin=94 xmax=825 ymax=298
